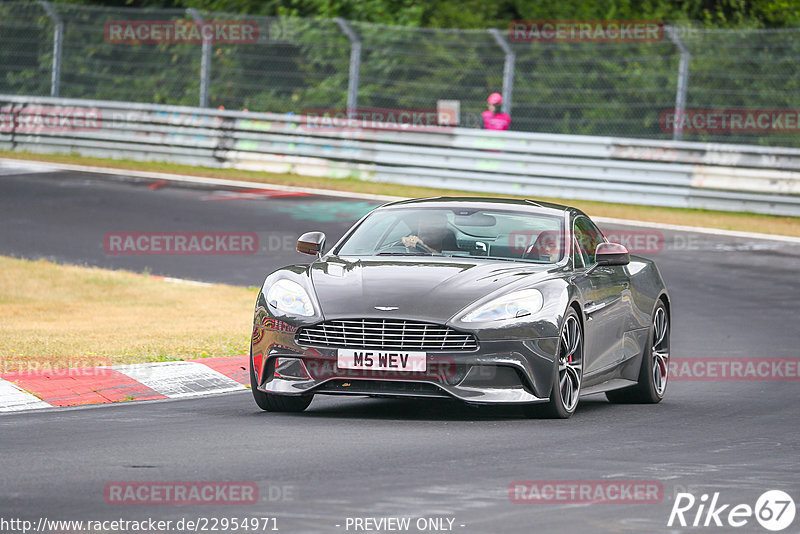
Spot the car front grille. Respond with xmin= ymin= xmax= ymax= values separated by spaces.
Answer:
xmin=295 ymin=319 xmax=478 ymax=352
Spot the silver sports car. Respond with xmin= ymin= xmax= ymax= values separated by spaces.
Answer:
xmin=250 ymin=197 xmax=671 ymax=418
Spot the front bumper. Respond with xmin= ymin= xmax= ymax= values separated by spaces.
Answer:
xmin=251 ymin=310 xmax=559 ymax=405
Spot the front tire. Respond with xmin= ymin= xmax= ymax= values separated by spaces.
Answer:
xmin=250 ymin=353 xmax=313 ymax=412
xmin=606 ymin=300 xmax=670 ymax=404
xmin=525 ymin=308 xmax=583 ymax=419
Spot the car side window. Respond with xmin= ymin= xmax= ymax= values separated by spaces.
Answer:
xmin=573 ymin=217 xmax=605 ymax=266
xmin=572 ymin=236 xmax=585 ymax=269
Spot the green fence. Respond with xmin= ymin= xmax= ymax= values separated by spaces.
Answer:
xmin=2 ymin=3 xmax=799 ymax=146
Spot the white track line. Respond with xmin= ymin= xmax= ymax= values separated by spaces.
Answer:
xmin=0 ymin=160 xmax=60 ymax=176
xmin=113 ymin=361 xmax=245 ymax=399
xmin=593 ymin=216 xmax=800 ymax=243
xmin=160 ymin=277 xmax=214 ymax=287
xmin=0 ymin=378 xmax=51 ymax=412
xmin=0 ymin=158 xmax=398 ymax=201
xmin=2 ymin=157 xmax=798 ymax=243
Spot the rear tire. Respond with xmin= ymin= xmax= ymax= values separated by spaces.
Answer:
xmin=524 ymin=308 xmax=583 ymax=419
xmin=606 ymin=300 xmax=669 ymax=404
xmin=250 ymin=354 xmax=313 ymax=412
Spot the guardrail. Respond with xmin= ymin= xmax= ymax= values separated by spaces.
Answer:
xmin=2 ymin=94 xmax=800 ymax=216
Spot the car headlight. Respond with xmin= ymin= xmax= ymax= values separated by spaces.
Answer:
xmin=460 ymin=289 xmax=544 ymax=323
xmin=265 ymin=279 xmax=315 ymax=317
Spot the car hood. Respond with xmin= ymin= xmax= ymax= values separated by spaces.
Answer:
xmin=308 ymin=256 xmax=555 ymax=323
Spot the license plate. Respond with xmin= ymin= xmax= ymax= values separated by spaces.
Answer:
xmin=337 ymin=349 xmax=426 ymax=371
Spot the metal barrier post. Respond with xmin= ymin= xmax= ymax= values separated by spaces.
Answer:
xmin=665 ymin=25 xmax=690 ymax=141
xmin=39 ymin=1 xmax=63 ymax=98
xmin=188 ymin=8 xmax=211 ymax=108
xmin=488 ymin=29 xmax=515 ymax=116
xmin=334 ymin=18 xmax=361 ymax=119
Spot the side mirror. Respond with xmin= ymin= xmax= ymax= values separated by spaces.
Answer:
xmin=595 ymin=242 xmax=630 ymax=267
xmin=297 ymin=231 xmax=326 ymax=256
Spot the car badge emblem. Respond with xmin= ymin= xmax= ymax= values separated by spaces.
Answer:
xmin=374 ymin=306 xmax=399 ymax=311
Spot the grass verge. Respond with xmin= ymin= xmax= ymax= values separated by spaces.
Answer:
xmin=2 ymin=150 xmax=799 ymax=237
xmin=0 ymin=256 xmax=255 ymax=371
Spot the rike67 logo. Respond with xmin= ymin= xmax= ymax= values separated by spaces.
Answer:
xmin=668 ymin=490 xmax=795 ymax=531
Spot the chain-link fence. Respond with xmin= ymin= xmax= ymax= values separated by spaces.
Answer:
xmin=2 ymin=2 xmax=799 ymax=147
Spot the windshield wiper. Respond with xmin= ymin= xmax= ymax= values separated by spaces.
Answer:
xmin=440 ymin=253 xmax=550 ymax=264
xmin=439 ymin=253 xmax=516 ymax=262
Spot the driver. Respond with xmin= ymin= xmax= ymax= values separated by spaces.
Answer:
xmin=526 ymin=230 xmax=564 ymax=262
xmin=402 ymin=211 xmax=457 ymax=253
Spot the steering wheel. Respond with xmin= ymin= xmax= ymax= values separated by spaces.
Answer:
xmin=377 ymin=238 xmax=430 ymax=254
xmin=377 ymin=239 xmax=411 ymax=253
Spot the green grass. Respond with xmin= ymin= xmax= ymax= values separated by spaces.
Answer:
xmin=0 ymin=256 xmax=255 ymax=371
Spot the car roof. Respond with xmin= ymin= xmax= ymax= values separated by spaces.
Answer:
xmin=379 ymin=196 xmax=573 ymax=216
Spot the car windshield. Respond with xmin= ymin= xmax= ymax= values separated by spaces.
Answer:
xmin=336 ymin=206 xmax=566 ymax=263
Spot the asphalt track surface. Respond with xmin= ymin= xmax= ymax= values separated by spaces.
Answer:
xmin=1 ymin=164 xmax=799 ymax=533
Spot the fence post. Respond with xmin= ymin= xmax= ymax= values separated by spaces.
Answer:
xmin=40 ymin=1 xmax=63 ymax=97
xmin=665 ymin=25 xmax=690 ymax=141
xmin=488 ymin=29 xmax=515 ymax=116
xmin=187 ymin=8 xmax=211 ymax=108
xmin=334 ymin=18 xmax=361 ymax=119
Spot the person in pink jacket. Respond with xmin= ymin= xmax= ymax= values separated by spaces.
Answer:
xmin=482 ymin=92 xmax=510 ymax=130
